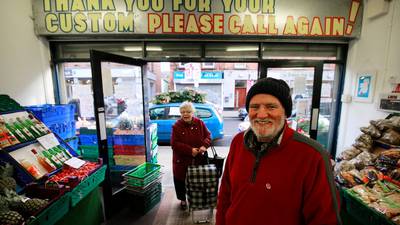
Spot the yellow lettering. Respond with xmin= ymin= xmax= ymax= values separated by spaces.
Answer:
xmin=71 ymin=0 xmax=85 ymax=11
xmin=325 ymin=17 xmax=332 ymax=35
xmin=198 ymin=0 xmax=210 ymax=12
xmin=162 ymin=14 xmax=172 ymax=32
xmin=222 ymin=0 xmax=233 ymax=12
xmin=124 ymin=0 xmax=134 ymax=11
xmin=88 ymin=13 xmax=101 ymax=32
xmin=235 ymin=0 xmax=246 ymax=13
xmin=148 ymin=13 xmax=161 ymax=33
xmin=87 ymin=0 xmax=100 ymax=10
xmin=118 ymin=12 xmax=134 ymax=32
xmin=102 ymin=0 xmax=115 ymax=10
xmin=45 ymin=14 xmax=58 ymax=32
xmin=297 ymin=17 xmax=309 ymax=35
xmin=104 ymin=13 xmax=116 ymax=32
xmin=152 ymin=0 xmax=163 ymax=12
xmin=268 ymin=15 xmax=278 ymax=34
xmin=214 ymin=15 xmax=224 ymax=33
xmin=229 ymin=15 xmax=241 ymax=34
xmin=242 ymin=15 xmax=255 ymax=34
xmin=310 ymin=17 xmax=323 ymax=35
xmin=59 ymin=13 xmax=72 ymax=32
xmin=332 ymin=17 xmax=344 ymax=35
xmin=257 ymin=15 xmax=267 ymax=33
xmin=283 ymin=16 xmax=296 ymax=35
xmin=43 ymin=0 xmax=51 ymax=11
xmin=56 ymin=0 xmax=69 ymax=11
xmin=199 ymin=14 xmax=212 ymax=33
xmin=174 ymin=14 xmax=184 ymax=32
xmin=173 ymin=0 xmax=182 ymax=11
xmin=249 ymin=0 xmax=260 ymax=13
xmin=185 ymin=0 xmax=196 ymax=11
xmin=137 ymin=0 xmax=149 ymax=11
xmin=262 ymin=0 xmax=275 ymax=13
xmin=186 ymin=14 xmax=199 ymax=33
xmin=74 ymin=13 xmax=87 ymax=32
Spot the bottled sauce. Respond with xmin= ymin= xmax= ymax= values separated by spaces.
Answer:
xmin=42 ymin=149 xmax=63 ymax=168
xmin=28 ymin=114 xmax=50 ymax=135
xmin=4 ymin=120 xmax=28 ymax=142
xmin=30 ymin=148 xmax=57 ymax=173
xmin=48 ymin=148 xmax=67 ymax=163
xmin=16 ymin=117 xmax=41 ymax=138
xmin=19 ymin=159 xmax=43 ymax=179
xmin=10 ymin=118 xmax=35 ymax=141
xmin=55 ymin=145 xmax=72 ymax=159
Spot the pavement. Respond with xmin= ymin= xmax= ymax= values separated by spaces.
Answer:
xmin=222 ymin=109 xmax=238 ymax=118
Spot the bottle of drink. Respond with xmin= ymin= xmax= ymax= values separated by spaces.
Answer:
xmin=56 ymin=145 xmax=72 ymax=159
xmin=28 ymin=114 xmax=50 ymax=134
xmin=24 ymin=115 xmax=47 ymax=136
xmin=48 ymin=147 xmax=67 ymax=163
xmin=16 ymin=117 xmax=41 ymax=138
xmin=11 ymin=118 xmax=35 ymax=141
xmin=4 ymin=119 xmax=28 ymax=142
xmin=42 ymin=150 xmax=63 ymax=168
xmin=30 ymin=148 xmax=57 ymax=173
xmin=19 ymin=159 xmax=43 ymax=179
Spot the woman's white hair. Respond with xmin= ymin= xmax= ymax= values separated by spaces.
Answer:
xmin=179 ymin=101 xmax=195 ymax=113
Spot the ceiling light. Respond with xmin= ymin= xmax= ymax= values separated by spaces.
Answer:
xmin=226 ymin=46 xmax=259 ymax=52
xmin=146 ymin=46 xmax=163 ymax=51
xmin=123 ymin=46 xmax=142 ymax=51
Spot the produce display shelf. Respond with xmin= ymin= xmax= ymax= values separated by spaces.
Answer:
xmin=70 ymin=165 xmax=107 ymax=207
xmin=342 ymin=189 xmax=397 ymax=225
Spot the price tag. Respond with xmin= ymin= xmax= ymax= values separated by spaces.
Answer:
xmin=37 ymin=133 xmax=60 ymax=150
xmin=64 ymin=157 xmax=86 ymax=169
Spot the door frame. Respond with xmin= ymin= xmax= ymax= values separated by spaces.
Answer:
xmin=259 ymin=60 xmax=324 ymax=141
xmin=90 ymin=50 xmax=147 ymax=218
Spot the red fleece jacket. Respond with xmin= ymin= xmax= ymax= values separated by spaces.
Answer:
xmin=216 ymin=126 xmax=341 ymax=225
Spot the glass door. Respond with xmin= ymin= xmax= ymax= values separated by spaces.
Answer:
xmin=90 ymin=50 xmax=148 ymax=218
xmin=260 ymin=61 xmax=324 ymax=144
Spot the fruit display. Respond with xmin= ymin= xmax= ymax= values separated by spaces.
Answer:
xmin=0 ymin=163 xmax=50 ymax=225
xmin=47 ymin=161 xmax=100 ymax=184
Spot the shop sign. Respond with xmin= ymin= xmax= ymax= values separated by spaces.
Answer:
xmin=33 ymin=0 xmax=362 ymax=38
xmin=173 ymin=71 xmax=185 ymax=79
xmin=201 ymin=71 xmax=223 ymax=79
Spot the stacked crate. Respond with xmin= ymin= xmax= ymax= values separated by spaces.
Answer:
xmin=25 ymin=104 xmax=78 ymax=151
xmin=113 ymin=131 xmax=146 ymax=166
xmin=78 ymin=127 xmax=114 ymax=164
xmin=122 ymin=163 xmax=162 ymax=214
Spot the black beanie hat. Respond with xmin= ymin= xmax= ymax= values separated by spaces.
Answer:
xmin=245 ymin=77 xmax=292 ymax=117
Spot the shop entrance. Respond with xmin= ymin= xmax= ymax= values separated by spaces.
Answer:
xmin=89 ymin=50 xmax=148 ymax=218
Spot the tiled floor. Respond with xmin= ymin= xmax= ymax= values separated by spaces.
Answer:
xmin=104 ymin=146 xmax=229 ymax=225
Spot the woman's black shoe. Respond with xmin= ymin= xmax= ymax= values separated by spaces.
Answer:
xmin=180 ymin=201 xmax=187 ymax=210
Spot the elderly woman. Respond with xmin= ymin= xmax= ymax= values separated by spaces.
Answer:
xmin=171 ymin=101 xmax=211 ymax=210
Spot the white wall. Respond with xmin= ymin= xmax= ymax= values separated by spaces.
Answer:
xmin=0 ymin=0 xmax=53 ymax=106
xmin=336 ymin=0 xmax=400 ymax=155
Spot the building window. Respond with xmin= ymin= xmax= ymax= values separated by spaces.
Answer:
xmin=202 ymin=62 xmax=215 ymax=69
xmin=234 ymin=63 xmax=247 ymax=69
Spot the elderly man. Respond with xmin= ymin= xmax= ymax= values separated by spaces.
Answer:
xmin=216 ymin=78 xmax=341 ymax=225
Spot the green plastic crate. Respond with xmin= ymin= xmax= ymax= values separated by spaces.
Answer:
xmin=343 ymin=189 xmax=397 ymax=225
xmin=70 ymin=165 xmax=107 ymax=207
xmin=127 ymin=182 xmax=162 ymax=214
xmin=80 ymin=145 xmax=114 ymax=165
xmin=122 ymin=163 xmax=161 ymax=187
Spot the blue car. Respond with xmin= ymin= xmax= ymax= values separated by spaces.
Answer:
xmin=149 ymin=102 xmax=224 ymax=143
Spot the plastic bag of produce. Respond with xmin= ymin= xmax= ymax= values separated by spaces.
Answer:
xmin=356 ymin=134 xmax=373 ymax=146
xmin=370 ymin=119 xmax=393 ymax=131
xmin=360 ymin=125 xmax=382 ymax=139
xmin=334 ymin=160 xmax=356 ymax=176
xmin=378 ymin=129 xmax=400 ymax=146
xmin=337 ymin=147 xmax=362 ymax=161
xmin=349 ymin=151 xmax=377 ymax=170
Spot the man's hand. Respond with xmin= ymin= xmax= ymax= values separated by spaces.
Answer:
xmin=199 ymin=146 xmax=207 ymax=153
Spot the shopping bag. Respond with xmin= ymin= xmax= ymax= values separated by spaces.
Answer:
xmin=186 ymin=163 xmax=219 ymax=209
xmin=207 ymin=146 xmax=225 ymax=178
